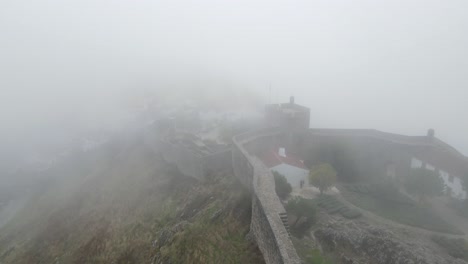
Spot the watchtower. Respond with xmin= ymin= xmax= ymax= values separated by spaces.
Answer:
xmin=265 ymin=96 xmax=310 ymax=129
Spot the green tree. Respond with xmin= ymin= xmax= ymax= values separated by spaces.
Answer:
xmin=286 ymin=196 xmax=316 ymax=227
xmin=273 ymin=171 xmax=292 ymax=199
xmin=404 ymin=168 xmax=444 ymax=203
xmin=309 ymin=163 xmax=337 ymax=195
xmin=306 ymin=249 xmax=333 ymax=264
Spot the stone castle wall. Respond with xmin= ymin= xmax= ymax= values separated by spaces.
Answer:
xmin=152 ymin=125 xmax=301 ymax=263
xmin=233 ymin=128 xmax=301 ymax=264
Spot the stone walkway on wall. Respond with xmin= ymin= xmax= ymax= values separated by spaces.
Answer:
xmin=232 ymin=129 xmax=302 ymax=264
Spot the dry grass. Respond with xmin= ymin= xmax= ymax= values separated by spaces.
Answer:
xmin=0 ymin=136 xmax=263 ymax=264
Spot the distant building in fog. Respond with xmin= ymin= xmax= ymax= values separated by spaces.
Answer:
xmin=265 ymin=96 xmax=310 ymax=130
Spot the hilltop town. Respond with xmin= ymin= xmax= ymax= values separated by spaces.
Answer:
xmin=1 ymin=97 xmax=467 ymax=264
xmin=151 ymin=97 xmax=468 ymax=263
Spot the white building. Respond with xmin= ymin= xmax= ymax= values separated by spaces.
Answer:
xmin=261 ymin=147 xmax=309 ymax=188
xmin=411 ymin=157 xmax=466 ymax=199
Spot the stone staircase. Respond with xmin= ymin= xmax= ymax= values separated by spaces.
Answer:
xmin=279 ymin=212 xmax=291 ymax=236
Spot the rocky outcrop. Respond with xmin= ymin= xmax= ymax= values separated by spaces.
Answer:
xmin=153 ymin=221 xmax=191 ymax=250
xmin=315 ymin=220 xmax=467 ymax=264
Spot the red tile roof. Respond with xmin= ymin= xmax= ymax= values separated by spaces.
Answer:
xmin=260 ymin=148 xmax=308 ymax=170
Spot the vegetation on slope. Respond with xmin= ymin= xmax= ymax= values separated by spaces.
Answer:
xmin=0 ymin=133 xmax=263 ymax=264
xmin=315 ymin=195 xmax=361 ymax=219
xmin=309 ymin=163 xmax=337 ymax=195
xmin=431 ymin=235 xmax=468 ymax=261
xmin=292 ymin=237 xmax=333 ymax=264
xmin=342 ymin=184 xmax=461 ymax=234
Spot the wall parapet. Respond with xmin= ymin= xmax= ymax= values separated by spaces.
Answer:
xmin=232 ymin=128 xmax=301 ymax=264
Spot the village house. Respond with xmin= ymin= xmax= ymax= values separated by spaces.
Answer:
xmin=261 ymin=147 xmax=309 ymax=188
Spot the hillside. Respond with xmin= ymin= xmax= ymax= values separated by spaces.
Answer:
xmin=0 ymin=132 xmax=264 ymax=264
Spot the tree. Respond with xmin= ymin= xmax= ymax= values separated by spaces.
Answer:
xmin=404 ymin=168 xmax=444 ymax=203
xmin=309 ymin=163 xmax=337 ymax=195
xmin=273 ymin=171 xmax=292 ymax=199
xmin=286 ymin=196 xmax=316 ymax=227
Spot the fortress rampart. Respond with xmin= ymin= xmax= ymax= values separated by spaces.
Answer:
xmin=232 ymin=128 xmax=301 ymax=264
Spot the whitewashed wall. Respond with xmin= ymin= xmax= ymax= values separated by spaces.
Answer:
xmin=271 ymin=164 xmax=309 ymax=188
xmin=410 ymin=157 xmax=466 ymax=199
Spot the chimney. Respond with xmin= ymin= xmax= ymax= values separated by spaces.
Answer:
xmin=427 ymin=129 xmax=435 ymax=138
xmin=278 ymin=147 xmax=286 ymax=157
xmin=289 ymin=96 xmax=295 ymax=105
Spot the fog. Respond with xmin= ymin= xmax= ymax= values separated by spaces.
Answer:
xmin=1 ymin=0 xmax=468 ymax=175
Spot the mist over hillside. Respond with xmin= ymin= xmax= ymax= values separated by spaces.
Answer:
xmin=0 ymin=128 xmax=264 ymax=263
xmin=1 ymin=1 xmax=468 ymax=263
xmin=2 ymin=0 xmax=468 ymax=159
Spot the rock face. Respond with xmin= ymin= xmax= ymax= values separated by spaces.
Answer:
xmin=314 ymin=221 xmax=467 ymax=264
xmin=152 ymin=221 xmax=191 ymax=264
xmin=154 ymin=221 xmax=190 ymax=250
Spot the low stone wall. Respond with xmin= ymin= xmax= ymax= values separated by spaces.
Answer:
xmin=233 ymin=129 xmax=301 ymax=264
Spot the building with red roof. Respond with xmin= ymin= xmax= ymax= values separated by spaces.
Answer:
xmin=261 ymin=147 xmax=309 ymax=188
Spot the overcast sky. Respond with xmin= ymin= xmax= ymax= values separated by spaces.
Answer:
xmin=1 ymin=0 xmax=467 ymax=163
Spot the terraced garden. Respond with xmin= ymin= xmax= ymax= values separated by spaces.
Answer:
xmin=341 ymin=184 xmax=462 ymax=235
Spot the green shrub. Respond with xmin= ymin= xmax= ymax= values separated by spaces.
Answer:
xmin=286 ymin=197 xmax=317 ymax=228
xmin=309 ymin=163 xmax=337 ymax=194
xmin=273 ymin=171 xmax=292 ymax=200
xmin=306 ymin=249 xmax=333 ymax=264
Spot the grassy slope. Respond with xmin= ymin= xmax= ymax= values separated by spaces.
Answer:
xmin=341 ymin=185 xmax=462 ymax=234
xmin=0 ymin=134 xmax=263 ymax=264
